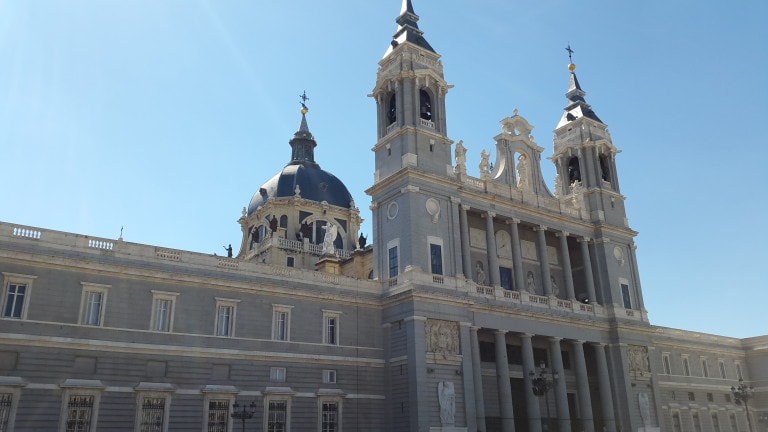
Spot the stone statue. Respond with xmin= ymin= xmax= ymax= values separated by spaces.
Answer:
xmin=550 ymin=275 xmax=559 ymax=297
xmin=516 ymin=153 xmax=530 ymax=191
xmin=479 ymin=149 xmax=491 ymax=179
xmin=269 ymin=216 xmax=278 ymax=233
xmin=294 ymin=184 xmax=301 ymax=197
xmin=438 ymin=381 xmax=456 ymax=426
xmin=527 ymin=271 xmax=536 ymax=293
xmin=322 ymin=223 xmax=338 ymax=256
xmin=299 ymin=222 xmax=312 ymax=241
xmin=223 ymin=244 xmax=233 ymax=258
xmin=475 ymin=262 xmax=486 ymax=285
xmin=629 ymin=345 xmax=650 ymax=374
xmin=358 ymin=233 xmax=367 ymax=249
xmin=638 ymin=392 xmax=651 ymax=427
xmin=454 ymin=140 xmax=467 ymax=174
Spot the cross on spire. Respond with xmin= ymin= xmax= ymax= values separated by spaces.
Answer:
xmin=299 ymin=90 xmax=310 ymax=110
xmin=565 ymin=44 xmax=575 ymax=64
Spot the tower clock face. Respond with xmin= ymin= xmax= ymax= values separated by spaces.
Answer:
xmin=495 ymin=230 xmax=512 ymax=257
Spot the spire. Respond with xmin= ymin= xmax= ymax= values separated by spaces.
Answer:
xmin=557 ymin=47 xmax=602 ymax=128
xmin=289 ymin=91 xmax=318 ymax=165
xmin=385 ymin=0 xmax=435 ymax=56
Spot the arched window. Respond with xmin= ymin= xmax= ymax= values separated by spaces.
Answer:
xmin=599 ymin=155 xmax=611 ymax=182
xmin=279 ymin=215 xmax=288 ymax=239
xmin=419 ymin=90 xmax=432 ymax=121
xmin=567 ymin=157 xmax=581 ymax=184
xmin=387 ymin=94 xmax=397 ymax=125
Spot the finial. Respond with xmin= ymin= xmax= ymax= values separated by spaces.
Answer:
xmin=565 ymin=44 xmax=576 ymax=71
xmin=299 ymin=90 xmax=309 ymax=114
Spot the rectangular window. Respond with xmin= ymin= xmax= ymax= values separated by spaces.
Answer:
xmin=65 ymin=395 xmax=95 ymax=432
xmin=150 ymin=291 xmax=178 ymax=332
xmin=323 ymin=370 xmax=337 ymax=384
xmin=266 ymin=400 xmax=287 ymax=432
xmin=139 ymin=397 xmax=166 ymax=432
xmin=215 ymin=298 xmax=239 ymax=337
xmin=286 ymin=257 xmax=295 ymax=267
xmin=662 ymin=354 xmax=672 ymax=375
xmin=701 ymin=358 xmax=709 ymax=378
xmin=0 ymin=393 xmax=13 ymax=431
xmin=321 ymin=401 xmax=339 ymax=432
xmin=719 ymin=360 xmax=727 ymax=379
xmin=2 ymin=283 xmax=26 ymax=319
xmin=429 ymin=243 xmax=443 ymax=275
xmin=707 ymin=392 xmax=714 ymax=402
xmin=323 ymin=311 xmax=340 ymax=345
xmin=79 ymin=283 xmax=109 ymax=327
xmin=725 ymin=393 xmax=731 ymax=403
xmin=270 ymin=367 xmax=286 ymax=383
xmin=388 ymin=246 xmax=399 ymax=278
xmin=272 ymin=305 xmax=293 ymax=341
xmin=683 ymin=357 xmax=691 ymax=376
xmin=688 ymin=391 xmax=695 ymax=401
xmin=499 ymin=267 xmax=513 ymax=290
xmin=206 ymin=399 xmax=230 ymax=432
xmin=620 ymin=283 xmax=632 ymax=309
xmin=712 ymin=413 xmax=721 ymax=432
xmin=672 ymin=412 xmax=682 ymax=432
xmin=693 ymin=412 xmax=702 ymax=432
xmin=729 ymin=413 xmax=738 ymax=432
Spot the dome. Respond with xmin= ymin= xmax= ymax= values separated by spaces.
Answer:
xmin=247 ymin=161 xmax=353 ymax=216
xmin=246 ymin=106 xmax=353 ymax=216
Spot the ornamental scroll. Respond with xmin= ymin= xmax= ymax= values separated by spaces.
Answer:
xmin=425 ymin=319 xmax=459 ymax=357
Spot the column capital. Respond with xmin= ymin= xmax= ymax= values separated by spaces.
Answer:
xmin=506 ymin=218 xmax=521 ymax=225
xmin=404 ymin=316 xmax=427 ymax=323
xmin=548 ymin=336 xmax=563 ymax=343
xmin=579 ymin=236 xmax=591 ymax=243
xmin=534 ymin=225 xmax=547 ymax=232
xmin=556 ymin=230 xmax=570 ymax=238
xmin=484 ymin=211 xmax=496 ymax=218
xmin=461 ymin=204 xmax=471 ymax=211
xmin=494 ymin=329 xmax=510 ymax=336
xmin=450 ymin=196 xmax=461 ymax=204
xmin=459 ymin=321 xmax=472 ymax=328
xmin=570 ymin=339 xmax=587 ymax=345
xmin=470 ymin=325 xmax=482 ymax=332
xmin=518 ymin=333 xmax=534 ymax=340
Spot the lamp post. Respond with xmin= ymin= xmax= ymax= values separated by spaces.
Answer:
xmin=731 ymin=379 xmax=755 ymax=432
xmin=230 ymin=400 xmax=256 ymax=432
xmin=530 ymin=361 xmax=559 ymax=431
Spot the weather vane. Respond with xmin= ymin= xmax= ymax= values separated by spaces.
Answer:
xmin=299 ymin=90 xmax=309 ymax=112
xmin=565 ymin=44 xmax=574 ymax=64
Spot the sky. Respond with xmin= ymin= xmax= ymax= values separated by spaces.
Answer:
xmin=1 ymin=1 xmax=766 ymax=339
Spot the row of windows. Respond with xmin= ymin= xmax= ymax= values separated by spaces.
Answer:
xmin=1 ymin=274 xmax=341 ymax=344
xmin=386 ymin=238 xmax=445 ymax=279
xmin=0 ymin=390 xmax=341 ymax=432
xmin=671 ymin=390 xmax=732 ymax=403
xmin=671 ymin=410 xmax=743 ymax=432
xmin=662 ymin=353 xmax=743 ymax=380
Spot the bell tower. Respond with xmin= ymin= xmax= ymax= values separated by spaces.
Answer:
xmin=367 ymin=0 xmax=459 ymax=282
xmin=370 ymin=0 xmax=452 ymax=182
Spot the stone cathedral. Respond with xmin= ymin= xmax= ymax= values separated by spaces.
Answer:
xmin=0 ymin=1 xmax=765 ymax=432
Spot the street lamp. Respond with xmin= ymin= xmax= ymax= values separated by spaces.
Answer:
xmin=731 ymin=379 xmax=755 ymax=432
xmin=530 ymin=361 xmax=559 ymax=431
xmin=231 ymin=400 xmax=257 ymax=432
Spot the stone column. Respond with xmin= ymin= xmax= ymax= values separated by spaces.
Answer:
xmin=549 ymin=337 xmax=571 ymax=432
xmin=556 ymin=231 xmax=576 ymax=300
xmin=508 ymin=219 xmax=525 ymax=292
xmin=579 ymin=237 xmax=597 ymax=304
xmin=405 ymin=316 xmax=428 ymax=432
xmin=460 ymin=205 xmax=473 ymax=281
xmin=520 ymin=333 xmax=542 ymax=432
xmin=460 ymin=322 xmax=478 ymax=432
xmin=572 ymin=340 xmax=595 ymax=432
xmin=593 ymin=343 xmax=616 ymax=432
xmin=485 ymin=212 xmax=501 ymax=287
xmin=450 ymin=197 xmax=464 ymax=279
xmin=471 ymin=327 xmax=487 ymax=431
xmin=495 ymin=330 xmax=516 ymax=432
xmin=535 ymin=226 xmax=553 ymax=296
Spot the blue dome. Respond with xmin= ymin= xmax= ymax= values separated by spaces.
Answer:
xmin=247 ymin=161 xmax=353 ymax=216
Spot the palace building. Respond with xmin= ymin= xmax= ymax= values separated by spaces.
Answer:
xmin=1 ymin=1 xmax=765 ymax=431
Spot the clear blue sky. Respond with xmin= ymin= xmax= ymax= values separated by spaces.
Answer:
xmin=2 ymin=1 xmax=766 ymax=338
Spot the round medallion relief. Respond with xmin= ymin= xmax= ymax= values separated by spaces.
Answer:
xmin=387 ymin=202 xmax=399 ymax=220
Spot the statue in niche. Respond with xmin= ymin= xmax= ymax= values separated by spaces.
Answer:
xmin=454 ymin=140 xmax=466 ymax=174
xmin=550 ymin=275 xmax=559 ymax=297
xmin=516 ymin=153 xmax=530 ymax=191
xmin=638 ymin=393 xmax=651 ymax=427
xmin=250 ymin=227 xmax=260 ymax=248
xmin=322 ymin=223 xmax=338 ymax=256
xmin=426 ymin=319 xmax=459 ymax=356
xmin=526 ymin=271 xmax=536 ymax=293
xmin=438 ymin=381 xmax=456 ymax=426
xmin=475 ymin=261 xmax=486 ymax=285
xmin=479 ymin=149 xmax=491 ymax=179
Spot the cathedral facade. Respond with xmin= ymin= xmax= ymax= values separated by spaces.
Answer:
xmin=0 ymin=1 xmax=765 ymax=431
